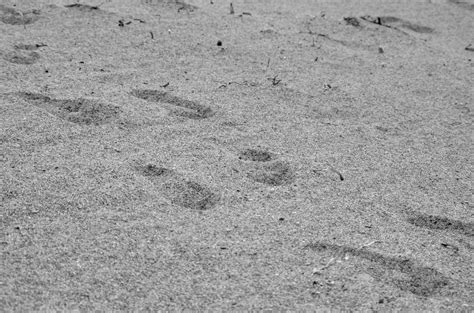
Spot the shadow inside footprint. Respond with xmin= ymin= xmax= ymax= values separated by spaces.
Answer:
xmin=343 ymin=17 xmax=361 ymax=27
xmin=238 ymin=149 xmax=274 ymax=162
xmin=164 ymin=180 xmax=219 ymax=210
xmin=138 ymin=164 xmax=219 ymax=210
xmin=64 ymin=3 xmax=101 ymax=11
xmin=361 ymin=15 xmax=434 ymax=34
xmin=3 ymin=51 xmax=40 ymax=64
xmin=18 ymin=92 xmax=50 ymax=102
xmin=407 ymin=214 xmax=473 ymax=237
xmin=249 ymin=160 xmax=294 ymax=186
xmin=142 ymin=0 xmax=198 ymax=12
xmin=131 ymin=89 xmax=214 ymax=119
xmin=398 ymin=21 xmax=434 ymax=34
xmin=14 ymin=43 xmax=46 ymax=51
xmin=0 ymin=10 xmax=40 ymax=25
xmin=17 ymin=92 xmax=121 ymax=125
xmin=141 ymin=164 xmax=173 ymax=177
xmin=448 ymin=0 xmax=474 ymax=11
xmin=306 ymin=242 xmax=449 ymax=297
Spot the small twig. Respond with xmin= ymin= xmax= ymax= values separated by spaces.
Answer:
xmin=150 ymin=31 xmax=154 ymax=39
xmin=16 ymin=11 xmax=27 ymax=30
xmin=312 ymin=241 xmax=380 ymax=275
xmin=160 ymin=82 xmax=169 ymax=88
xmin=357 ymin=240 xmax=380 ymax=251
xmin=440 ymin=242 xmax=459 ymax=253
xmin=271 ymin=75 xmax=281 ymax=86
xmin=312 ymin=257 xmax=336 ymax=275
xmin=327 ymin=163 xmax=344 ymax=181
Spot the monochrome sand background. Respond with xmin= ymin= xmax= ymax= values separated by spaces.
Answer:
xmin=1 ymin=0 xmax=473 ymax=310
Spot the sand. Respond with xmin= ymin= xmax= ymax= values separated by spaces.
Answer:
xmin=1 ymin=0 xmax=473 ymax=310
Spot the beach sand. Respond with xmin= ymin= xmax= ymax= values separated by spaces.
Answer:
xmin=1 ymin=0 xmax=473 ymax=310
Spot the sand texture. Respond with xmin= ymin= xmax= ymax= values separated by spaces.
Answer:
xmin=1 ymin=0 xmax=473 ymax=311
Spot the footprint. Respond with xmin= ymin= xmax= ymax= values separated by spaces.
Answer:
xmin=236 ymin=148 xmax=294 ymax=186
xmin=238 ymin=148 xmax=274 ymax=162
xmin=137 ymin=164 xmax=219 ymax=210
xmin=0 ymin=5 xmax=40 ymax=25
xmin=2 ymin=50 xmax=40 ymax=65
xmin=361 ymin=16 xmax=434 ymax=34
xmin=259 ymin=29 xmax=280 ymax=39
xmin=343 ymin=17 xmax=361 ymax=27
xmin=249 ymin=160 xmax=294 ymax=186
xmin=14 ymin=43 xmax=47 ymax=51
xmin=141 ymin=0 xmax=198 ymax=12
xmin=306 ymin=242 xmax=449 ymax=297
xmin=17 ymin=92 xmax=121 ymax=125
xmin=407 ymin=214 xmax=473 ymax=237
xmin=141 ymin=165 xmax=174 ymax=177
xmin=130 ymin=89 xmax=215 ymax=120
xmin=64 ymin=3 xmax=101 ymax=11
xmin=448 ymin=0 xmax=474 ymax=11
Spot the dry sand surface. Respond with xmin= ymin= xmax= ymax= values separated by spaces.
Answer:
xmin=1 ymin=0 xmax=473 ymax=310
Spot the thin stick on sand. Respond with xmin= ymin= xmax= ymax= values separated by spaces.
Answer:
xmin=327 ymin=162 xmax=344 ymax=181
